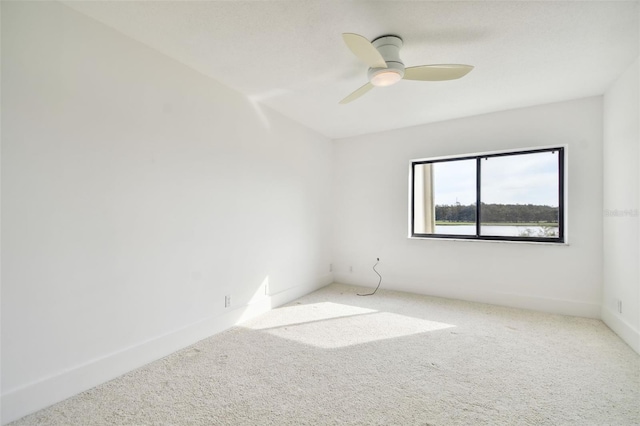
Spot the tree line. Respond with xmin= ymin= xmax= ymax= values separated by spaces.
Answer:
xmin=435 ymin=203 xmax=558 ymax=224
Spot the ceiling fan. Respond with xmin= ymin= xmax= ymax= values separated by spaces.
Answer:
xmin=340 ymin=33 xmax=474 ymax=104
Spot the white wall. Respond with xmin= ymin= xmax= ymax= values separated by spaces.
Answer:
xmin=332 ymin=97 xmax=603 ymax=318
xmin=602 ymin=57 xmax=640 ymax=354
xmin=1 ymin=2 xmax=332 ymax=423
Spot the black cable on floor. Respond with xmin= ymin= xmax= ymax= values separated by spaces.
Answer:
xmin=357 ymin=258 xmax=381 ymax=296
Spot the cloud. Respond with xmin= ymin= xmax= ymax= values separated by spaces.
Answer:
xmin=430 ymin=151 xmax=559 ymax=206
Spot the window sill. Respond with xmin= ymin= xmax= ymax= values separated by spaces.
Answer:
xmin=408 ymin=236 xmax=569 ymax=246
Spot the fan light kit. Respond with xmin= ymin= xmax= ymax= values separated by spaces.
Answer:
xmin=370 ymin=70 xmax=402 ymax=87
xmin=340 ymin=33 xmax=474 ymax=104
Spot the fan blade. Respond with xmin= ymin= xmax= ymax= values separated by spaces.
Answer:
xmin=403 ymin=64 xmax=474 ymax=81
xmin=339 ymin=82 xmax=374 ymax=104
xmin=342 ymin=33 xmax=387 ymax=69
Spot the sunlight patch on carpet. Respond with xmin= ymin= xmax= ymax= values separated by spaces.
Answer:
xmin=245 ymin=302 xmax=455 ymax=348
xmin=246 ymin=302 xmax=377 ymax=330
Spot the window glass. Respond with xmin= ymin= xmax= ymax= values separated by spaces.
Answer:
xmin=413 ymin=160 xmax=477 ymax=236
xmin=480 ymin=151 xmax=559 ymax=238
xmin=411 ymin=147 xmax=564 ymax=243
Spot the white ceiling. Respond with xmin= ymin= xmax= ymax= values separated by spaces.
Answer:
xmin=63 ymin=1 xmax=639 ymax=139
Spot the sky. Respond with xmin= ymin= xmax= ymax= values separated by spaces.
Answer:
xmin=424 ymin=151 xmax=559 ymax=207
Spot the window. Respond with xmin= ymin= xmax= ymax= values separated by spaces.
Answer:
xmin=410 ymin=147 xmax=565 ymax=243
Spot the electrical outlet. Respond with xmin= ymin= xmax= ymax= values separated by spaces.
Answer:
xmin=349 ymin=266 xmax=353 ymax=273
xmin=617 ymin=299 xmax=622 ymax=314
xmin=329 ymin=263 xmax=333 ymax=272
xmin=225 ymin=295 xmax=231 ymax=308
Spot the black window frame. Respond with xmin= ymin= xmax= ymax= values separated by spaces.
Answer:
xmin=410 ymin=147 xmax=565 ymax=243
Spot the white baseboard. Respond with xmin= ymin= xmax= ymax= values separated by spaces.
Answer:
xmin=333 ymin=273 xmax=601 ymax=318
xmin=601 ymin=306 xmax=640 ymax=354
xmin=1 ymin=275 xmax=331 ymax=425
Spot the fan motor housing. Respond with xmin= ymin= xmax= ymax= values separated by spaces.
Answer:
xmin=368 ymin=35 xmax=405 ymax=85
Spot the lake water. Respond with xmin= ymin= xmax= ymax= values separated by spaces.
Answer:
xmin=435 ymin=225 xmax=558 ymax=237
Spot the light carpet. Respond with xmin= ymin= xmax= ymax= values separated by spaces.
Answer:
xmin=11 ymin=283 xmax=640 ymax=425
